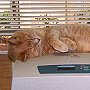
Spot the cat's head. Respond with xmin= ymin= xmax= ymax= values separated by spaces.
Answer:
xmin=8 ymin=31 xmax=40 ymax=62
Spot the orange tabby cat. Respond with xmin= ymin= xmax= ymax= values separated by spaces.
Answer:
xmin=8 ymin=24 xmax=90 ymax=62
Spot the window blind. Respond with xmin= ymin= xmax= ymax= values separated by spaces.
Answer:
xmin=0 ymin=0 xmax=90 ymax=31
xmin=0 ymin=0 xmax=90 ymax=51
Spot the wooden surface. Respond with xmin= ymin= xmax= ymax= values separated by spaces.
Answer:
xmin=0 ymin=54 xmax=12 ymax=90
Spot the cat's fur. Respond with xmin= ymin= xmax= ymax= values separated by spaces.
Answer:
xmin=8 ymin=24 xmax=90 ymax=62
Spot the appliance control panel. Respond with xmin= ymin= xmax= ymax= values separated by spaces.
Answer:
xmin=38 ymin=64 xmax=90 ymax=74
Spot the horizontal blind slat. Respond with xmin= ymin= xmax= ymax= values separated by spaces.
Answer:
xmin=0 ymin=11 xmax=90 ymax=14
xmin=0 ymin=0 xmax=80 ymax=1
xmin=0 ymin=16 xmax=90 ymax=18
xmin=0 ymin=24 xmax=89 ymax=28
xmin=0 ymin=7 xmax=90 ymax=9
xmin=1 ymin=3 xmax=90 ymax=6
xmin=0 ymin=33 xmax=13 ymax=36
xmin=17 ymin=0 xmax=88 ymax=1
xmin=1 ymin=19 xmax=90 ymax=23
xmin=1 ymin=21 xmax=90 ymax=27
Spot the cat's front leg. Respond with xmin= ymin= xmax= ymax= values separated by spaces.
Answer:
xmin=46 ymin=31 xmax=68 ymax=52
xmin=59 ymin=37 xmax=77 ymax=51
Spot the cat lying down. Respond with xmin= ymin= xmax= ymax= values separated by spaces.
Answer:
xmin=8 ymin=24 xmax=90 ymax=62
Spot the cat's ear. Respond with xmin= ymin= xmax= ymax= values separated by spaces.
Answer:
xmin=51 ymin=40 xmax=68 ymax=52
xmin=8 ymin=37 xmax=19 ymax=45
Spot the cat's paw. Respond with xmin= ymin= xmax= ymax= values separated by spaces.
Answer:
xmin=69 ymin=42 xmax=77 ymax=51
xmin=53 ymin=42 xmax=68 ymax=52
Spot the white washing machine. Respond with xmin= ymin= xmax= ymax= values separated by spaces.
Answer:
xmin=12 ymin=53 xmax=90 ymax=90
